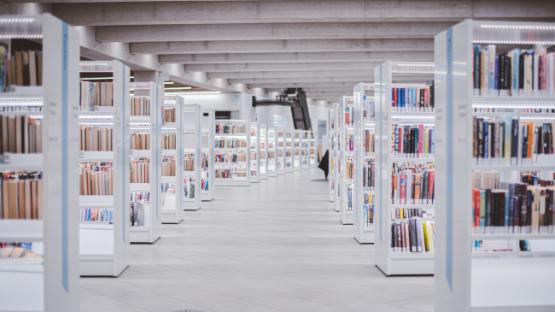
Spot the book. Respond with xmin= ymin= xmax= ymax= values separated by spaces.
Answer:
xmin=130 ymin=132 xmax=150 ymax=150
xmin=80 ymin=126 xmax=113 ymax=151
xmin=130 ymin=158 xmax=150 ymax=183
xmin=391 ymin=162 xmax=435 ymax=205
xmin=391 ymin=86 xmax=434 ymax=111
xmin=80 ymin=81 xmax=114 ymax=111
xmin=0 ymin=172 xmax=42 ymax=220
xmin=391 ymin=218 xmax=435 ymax=253
xmin=0 ymin=115 xmax=42 ymax=154
xmin=130 ymin=97 xmax=150 ymax=116
xmin=80 ymin=162 xmax=113 ymax=196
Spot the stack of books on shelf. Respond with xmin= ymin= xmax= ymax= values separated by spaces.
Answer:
xmin=80 ymin=81 xmax=114 ymax=111
xmin=0 ymin=172 xmax=42 ymax=219
xmin=130 ymin=158 xmax=150 ymax=183
xmin=80 ymin=126 xmax=113 ymax=151
xmin=0 ymin=115 xmax=42 ymax=154
xmin=79 ymin=162 xmax=113 ymax=195
xmin=130 ymin=97 xmax=150 ymax=116
xmin=1 ymin=46 xmax=43 ymax=87
xmin=130 ymin=132 xmax=150 ymax=150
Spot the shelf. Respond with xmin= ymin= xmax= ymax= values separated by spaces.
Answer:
xmin=79 ymin=223 xmax=113 ymax=230
xmin=0 ymin=86 xmax=43 ymax=98
xmin=390 ymin=252 xmax=435 ymax=260
xmin=0 ymin=153 xmax=43 ymax=171
xmin=160 ymin=176 xmax=176 ymax=183
xmin=129 ymin=183 xmax=150 ymax=191
xmin=78 ymin=109 xmax=114 ymax=117
xmin=130 ymin=149 xmax=151 ymax=158
xmin=129 ymin=115 xmax=150 ymax=122
xmin=0 ymin=220 xmax=43 ymax=242
xmin=472 ymin=233 xmax=555 ymax=241
xmin=472 ymin=94 xmax=555 ymax=106
xmin=79 ymin=195 xmax=114 ymax=207
xmin=80 ymin=151 xmax=113 ymax=161
xmin=472 ymin=251 xmax=555 ymax=259
xmin=391 ymin=203 xmax=435 ymax=209
xmin=162 ymin=150 xmax=177 ymax=157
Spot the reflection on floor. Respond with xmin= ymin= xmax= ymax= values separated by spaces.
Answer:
xmin=80 ymin=169 xmax=433 ymax=312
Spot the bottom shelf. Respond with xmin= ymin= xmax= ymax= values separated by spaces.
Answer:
xmin=0 ymin=261 xmax=43 ymax=311
xmin=354 ymin=226 xmax=374 ymax=244
xmin=376 ymin=253 xmax=434 ymax=276
xmin=471 ymin=257 xmax=555 ymax=309
xmin=215 ymin=178 xmax=249 ymax=186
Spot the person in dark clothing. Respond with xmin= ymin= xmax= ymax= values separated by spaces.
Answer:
xmin=319 ymin=150 xmax=329 ymax=180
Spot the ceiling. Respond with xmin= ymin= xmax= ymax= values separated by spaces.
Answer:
xmin=6 ymin=0 xmax=555 ymax=102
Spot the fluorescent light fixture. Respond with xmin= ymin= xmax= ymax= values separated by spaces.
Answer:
xmin=0 ymin=34 xmax=42 ymax=39
xmin=167 ymin=91 xmax=221 ymax=95
xmin=164 ymin=86 xmax=192 ymax=91
xmin=391 ymin=115 xmax=435 ymax=120
xmin=129 ymin=122 xmax=151 ymax=126
xmin=0 ymin=97 xmax=43 ymax=106
xmin=78 ymin=115 xmax=114 ymax=119
xmin=479 ymin=24 xmax=555 ymax=31
xmin=473 ymin=40 xmax=555 ymax=45
xmin=81 ymin=77 xmax=113 ymax=81
xmin=164 ymin=81 xmax=175 ymax=85
xmin=0 ymin=17 xmax=36 ymax=23
xmin=473 ymin=103 xmax=555 ymax=109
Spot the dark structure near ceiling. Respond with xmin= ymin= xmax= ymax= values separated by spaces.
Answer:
xmin=252 ymin=88 xmax=312 ymax=130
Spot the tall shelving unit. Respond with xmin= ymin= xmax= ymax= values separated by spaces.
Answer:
xmin=276 ymin=129 xmax=286 ymax=175
xmin=0 ymin=14 xmax=79 ymax=311
xmin=353 ymin=83 xmax=376 ymax=244
xmin=340 ymin=96 xmax=355 ymax=225
xmin=128 ymin=82 xmax=161 ymax=244
xmin=182 ymin=104 xmax=202 ymax=211
xmin=259 ymin=123 xmax=268 ymax=179
xmin=300 ymin=130 xmax=310 ymax=168
xmin=309 ymin=130 xmax=316 ymax=167
xmin=249 ymin=122 xmax=260 ymax=183
xmin=435 ymin=20 xmax=555 ymax=311
xmin=285 ymin=129 xmax=294 ymax=173
xmin=267 ymin=128 xmax=277 ymax=177
xmin=160 ymin=95 xmax=183 ymax=224
xmin=214 ymin=119 xmax=250 ymax=186
xmin=293 ymin=129 xmax=302 ymax=169
xmin=333 ymin=103 xmax=343 ymax=212
xmin=374 ymin=61 xmax=435 ymax=276
xmin=200 ymin=109 xmax=215 ymax=201
xmin=329 ymin=105 xmax=338 ymax=203
xmin=78 ymin=61 xmax=130 ymax=276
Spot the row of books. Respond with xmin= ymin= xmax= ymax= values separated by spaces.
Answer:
xmin=391 ymin=163 xmax=435 ymax=205
xmin=345 ymin=133 xmax=354 ymax=152
xmin=391 ymin=86 xmax=434 ymax=110
xmin=163 ymin=107 xmax=176 ymax=124
xmin=183 ymin=177 xmax=196 ymax=199
xmin=184 ymin=153 xmax=195 ymax=171
xmin=215 ymin=138 xmax=248 ymax=148
xmin=344 ymin=105 xmax=354 ymax=126
xmin=80 ymin=126 xmax=112 ymax=152
xmin=161 ymin=157 xmax=176 ymax=176
xmin=200 ymin=177 xmax=209 ymax=192
xmin=0 ymin=115 xmax=42 ymax=154
xmin=215 ymin=152 xmax=247 ymax=163
xmin=129 ymin=202 xmax=145 ymax=226
xmin=130 ymin=97 xmax=150 ymax=116
xmin=215 ymin=123 xmax=247 ymax=134
xmin=363 ymin=160 xmax=375 ymax=189
xmin=346 ymin=185 xmax=353 ymax=211
xmin=392 ymin=124 xmax=434 ymax=156
xmin=391 ymin=218 xmax=435 ymax=253
xmin=130 ymin=132 xmax=150 ymax=150
xmin=473 ymin=45 xmax=555 ymax=95
xmin=201 ymin=153 xmax=209 ymax=170
xmin=80 ymin=207 xmax=112 ymax=223
xmin=392 ymin=207 xmax=433 ymax=220
xmin=80 ymin=81 xmax=113 ymax=111
xmin=363 ymin=96 xmax=376 ymax=120
xmin=80 ymin=162 xmax=113 ymax=196
xmin=215 ymin=168 xmax=247 ymax=179
xmin=1 ymin=48 xmax=43 ymax=88
xmin=363 ymin=192 xmax=374 ymax=226
xmin=130 ymin=191 xmax=150 ymax=203
xmin=162 ymin=133 xmax=176 ymax=149
xmin=0 ymin=243 xmax=40 ymax=259
xmin=364 ymin=130 xmax=375 ymax=153
xmin=130 ymin=158 xmax=150 ymax=183
xmin=345 ymin=158 xmax=354 ymax=180
xmin=473 ymin=117 xmax=554 ymax=159
xmin=472 ymin=172 xmax=554 ymax=231
xmin=0 ymin=172 xmax=42 ymax=219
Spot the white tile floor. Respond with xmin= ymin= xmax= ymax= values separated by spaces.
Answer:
xmin=80 ymin=169 xmax=433 ymax=312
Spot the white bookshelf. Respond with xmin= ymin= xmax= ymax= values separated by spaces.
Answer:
xmin=128 ymin=82 xmax=161 ymax=244
xmin=293 ymin=129 xmax=302 ymax=169
xmin=284 ymin=129 xmax=294 ymax=173
xmin=353 ymin=83 xmax=376 ymax=244
xmin=328 ymin=104 xmax=338 ymax=204
xmin=339 ymin=96 xmax=355 ymax=225
xmin=249 ymin=122 xmax=260 ymax=183
xmin=182 ymin=103 xmax=202 ymax=211
xmin=78 ymin=60 xmax=130 ymax=277
xmin=200 ymin=108 xmax=215 ymax=201
xmin=374 ymin=61 xmax=435 ymax=276
xmin=275 ymin=129 xmax=286 ymax=175
xmin=259 ymin=123 xmax=268 ymax=179
xmin=300 ymin=130 xmax=310 ymax=169
xmin=435 ymin=20 xmax=555 ymax=312
xmin=309 ymin=130 xmax=316 ymax=167
xmin=0 ymin=14 xmax=79 ymax=312
xmin=214 ymin=119 xmax=250 ymax=186
xmin=267 ymin=128 xmax=278 ymax=177
xmin=160 ymin=95 xmax=183 ymax=223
